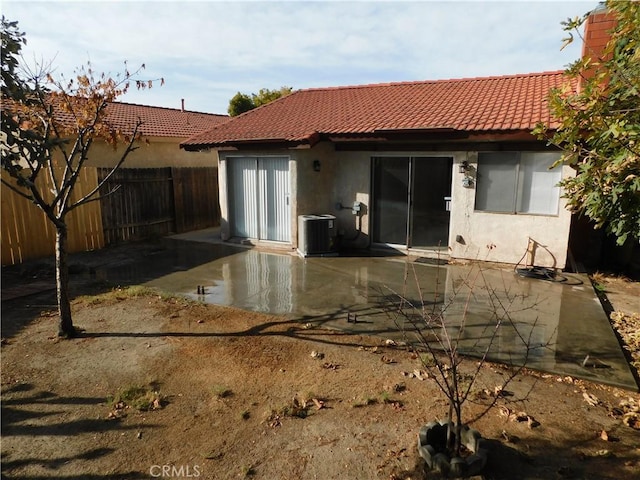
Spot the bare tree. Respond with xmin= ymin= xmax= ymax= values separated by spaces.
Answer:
xmin=1 ymin=17 xmax=162 ymax=337
xmin=385 ymin=259 xmax=551 ymax=476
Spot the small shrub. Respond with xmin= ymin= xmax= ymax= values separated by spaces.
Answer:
xmin=212 ymin=385 xmax=233 ymax=399
xmin=280 ymin=404 xmax=308 ymax=419
xmin=77 ymin=285 xmax=168 ymax=306
xmin=266 ymin=396 xmax=312 ymax=423
xmin=352 ymin=396 xmax=378 ymax=408
xmin=108 ymin=385 xmax=162 ymax=411
xmin=242 ymin=465 xmax=256 ymax=477
xmin=420 ymin=353 xmax=436 ymax=367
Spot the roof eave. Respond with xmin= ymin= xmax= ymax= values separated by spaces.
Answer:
xmin=181 ymin=131 xmax=321 ymax=151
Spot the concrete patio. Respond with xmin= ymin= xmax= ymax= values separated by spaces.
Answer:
xmin=87 ymin=227 xmax=638 ymax=391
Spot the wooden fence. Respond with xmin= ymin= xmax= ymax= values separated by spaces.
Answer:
xmin=2 ymin=167 xmax=220 ymax=265
xmin=98 ymin=167 xmax=220 ymax=244
xmin=99 ymin=168 xmax=176 ymax=244
xmin=1 ymin=168 xmax=104 ymax=265
xmin=173 ymin=167 xmax=221 ymax=234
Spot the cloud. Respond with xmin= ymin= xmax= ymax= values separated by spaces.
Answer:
xmin=4 ymin=0 xmax=594 ymax=113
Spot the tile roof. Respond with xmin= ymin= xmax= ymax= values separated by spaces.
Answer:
xmin=4 ymin=97 xmax=228 ymax=139
xmin=182 ymin=71 xmax=574 ymax=149
xmin=104 ymin=102 xmax=228 ymax=138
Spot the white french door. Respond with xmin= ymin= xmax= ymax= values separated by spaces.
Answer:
xmin=228 ymin=157 xmax=290 ymax=242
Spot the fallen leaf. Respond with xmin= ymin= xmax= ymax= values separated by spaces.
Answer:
xmin=322 ymin=362 xmax=339 ymax=370
xmin=594 ymin=449 xmax=613 ymax=458
xmin=583 ymin=392 xmax=600 ymax=407
xmin=527 ymin=416 xmax=540 ymax=429
xmin=413 ymin=369 xmax=428 ymax=380
xmin=499 ymin=406 xmax=512 ymax=419
xmin=600 ymin=430 xmax=609 ymax=441
xmin=391 ymin=383 xmax=406 ymax=392
xmin=623 ymin=412 xmax=640 ymax=430
xmin=269 ymin=416 xmax=281 ymax=428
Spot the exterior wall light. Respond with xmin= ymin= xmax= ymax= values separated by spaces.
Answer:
xmin=459 ymin=160 xmax=470 ymax=174
xmin=313 ymin=159 xmax=321 ymax=172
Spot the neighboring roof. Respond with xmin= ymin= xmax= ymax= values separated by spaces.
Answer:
xmin=104 ymin=102 xmax=228 ymax=138
xmin=182 ymin=71 xmax=574 ymax=149
xmin=3 ymin=96 xmax=229 ymax=139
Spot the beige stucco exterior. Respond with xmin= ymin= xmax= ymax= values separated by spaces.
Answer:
xmin=86 ymin=136 xmax=217 ymax=169
xmin=218 ymin=144 xmax=373 ymax=251
xmin=448 ymin=152 xmax=575 ymax=268
xmin=217 ymin=142 xmax=574 ymax=268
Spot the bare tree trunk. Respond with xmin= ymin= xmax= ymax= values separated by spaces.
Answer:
xmin=454 ymin=404 xmax=462 ymax=456
xmin=56 ymin=225 xmax=75 ymax=338
xmin=447 ymin=398 xmax=454 ymax=450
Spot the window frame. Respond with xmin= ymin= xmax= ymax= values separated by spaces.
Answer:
xmin=474 ymin=151 xmax=562 ymax=216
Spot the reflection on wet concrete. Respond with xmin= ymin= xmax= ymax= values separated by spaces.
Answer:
xmin=96 ymin=239 xmax=637 ymax=390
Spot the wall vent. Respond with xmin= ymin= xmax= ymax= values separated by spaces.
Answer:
xmin=297 ymin=214 xmax=337 ymax=257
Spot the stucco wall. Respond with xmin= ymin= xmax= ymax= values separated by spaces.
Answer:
xmin=217 ymin=152 xmax=230 ymax=240
xmin=449 ymin=152 xmax=574 ymax=268
xmin=86 ymin=137 xmax=217 ymax=169
xmin=217 ymin=144 xmax=573 ymax=267
xmin=296 ymin=145 xmax=371 ymax=249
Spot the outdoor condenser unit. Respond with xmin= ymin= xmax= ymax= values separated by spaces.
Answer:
xmin=297 ymin=214 xmax=337 ymax=257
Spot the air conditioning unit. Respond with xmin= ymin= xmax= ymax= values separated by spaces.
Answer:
xmin=297 ymin=214 xmax=337 ymax=257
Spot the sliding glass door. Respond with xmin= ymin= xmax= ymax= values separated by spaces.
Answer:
xmin=373 ymin=156 xmax=452 ymax=248
xmin=372 ymin=157 xmax=410 ymax=245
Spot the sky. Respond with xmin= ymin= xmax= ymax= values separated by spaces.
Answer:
xmin=3 ymin=0 xmax=596 ymax=115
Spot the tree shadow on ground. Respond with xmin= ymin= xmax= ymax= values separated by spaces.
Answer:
xmin=0 ymin=238 xmax=245 ymax=341
xmin=77 ymin=300 xmax=410 ymax=350
xmin=0 ymin=383 xmax=154 ymax=479
xmin=1 ymin=447 xmax=115 ymax=471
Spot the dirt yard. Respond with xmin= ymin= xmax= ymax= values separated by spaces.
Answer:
xmin=2 ymin=278 xmax=639 ymax=479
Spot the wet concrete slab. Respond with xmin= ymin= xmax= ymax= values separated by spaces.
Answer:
xmin=95 ymin=236 xmax=637 ymax=391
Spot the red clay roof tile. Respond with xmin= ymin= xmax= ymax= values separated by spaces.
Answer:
xmin=5 ymin=97 xmax=228 ymax=139
xmin=182 ymin=71 xmax=574 ymax=148
xmin=104 ymin=102 xmax=228 ymax=138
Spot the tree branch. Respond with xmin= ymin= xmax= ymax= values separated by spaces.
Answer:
xmin=68 ymin=119 xmax=142 ymax=212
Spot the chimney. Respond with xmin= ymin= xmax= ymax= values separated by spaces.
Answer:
xmin=579 ymin=4 xmax=617 ymax=91
xmin=181 ymin=98 xmax=185 ymax=112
